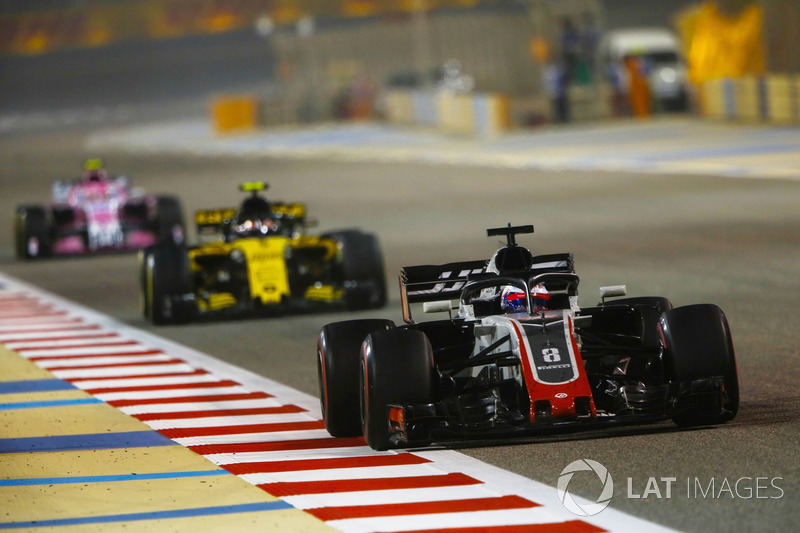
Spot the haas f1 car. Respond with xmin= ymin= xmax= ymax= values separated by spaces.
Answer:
xmin=140 ymin=183 xmax=386 ymax=324
xmin=317 ymin=224 xmax=738 ymax=450
xmin=15 ymin=159 xmax=185 ymax=259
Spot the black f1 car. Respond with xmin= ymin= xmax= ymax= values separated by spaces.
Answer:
xmin=317 ymin=224 xmax=738 ymax=450
xmin=140 ymin=183 xmax=386 ymax=324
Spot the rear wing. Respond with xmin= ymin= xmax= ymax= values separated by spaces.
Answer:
xmin=195 ymin=208 xmax=237 ymax=243
xmin=399 ymin=253 xmax=575 ymax=323
xmin=527 ymin=253 xmax=575 ymax=276
xmin=400 ymin=260 xmax=487 ymax=324
xmin=272 ymin=202 xmax=306 ymax=222
xmin=194 ymin=202 xmax=307 ymax=242
xmin=195 ymin=208 xmax=238 ymax=228
xmin=401 ymin=260 xmax=488 ymax=305
xmin=52 ymin=175 xmax=129 ymax=204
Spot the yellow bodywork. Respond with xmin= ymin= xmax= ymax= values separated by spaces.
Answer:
xmin=194 ymin=204 xmax=306 ymax=226
xmin=199 ymin=292 xmax=237 ymax=311
xmin=189 ymin=235 xmax=339 ymax=310
xmin=304 ymin=284 xmax=344 ymax=302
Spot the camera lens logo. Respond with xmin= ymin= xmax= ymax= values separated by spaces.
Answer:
xmin=557 ymin=459 xmax=614 ymax=516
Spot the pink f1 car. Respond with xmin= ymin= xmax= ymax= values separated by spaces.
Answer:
xmin=15 ymin=160 xmax=185 ymax=259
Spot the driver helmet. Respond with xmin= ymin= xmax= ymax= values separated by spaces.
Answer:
xmin=500 ymin=283 xmax=550 ymax=313
xmin=82 ymin=158 xmax=107 ymax=181
xmin=233 ymin=196 xmax=276 ymax=237
xmin=233 ymin=217 xmax=277 ymax=236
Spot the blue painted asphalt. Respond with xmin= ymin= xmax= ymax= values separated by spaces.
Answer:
xmin=0 ymin=379 xmax=77 ymax=394
xmin=0 ymin=398 xmax=104 ymax=410
xmin=0 ymin=470 xmax=229 ymax=487
xmin=0 ymin=430 xmax=177 ymax=453
xmin=0 ymin=502 xmax=295 ymax=529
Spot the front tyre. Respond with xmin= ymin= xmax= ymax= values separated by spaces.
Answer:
xmin=154 ymin=196 xmax=186 ymax=245
xmin=143 ymin=244 xmax=193 ymax=324
xmin=14 ymin=205 xmax=51 ymax=259
xmin=317 ymin=319 xmax=395 ymax=437
xmin=660 ymin=304 xmax=739 ymax=426
xmin=360 ymin=328 xmax=434 ymax=450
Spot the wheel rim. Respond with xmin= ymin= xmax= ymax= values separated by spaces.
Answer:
xmin=27 ymin=237 xmax=39 ymax=257
xmin=359 ymin=357 xmax=367 ymax=435
xmin=317 ymin=344 xmax=328 ymax=422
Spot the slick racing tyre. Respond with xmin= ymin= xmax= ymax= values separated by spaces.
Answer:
xmin=317 ymin=319 xmax=395 ymax=437
xmin=660 ymin=304 xmax=739 ymax=426
xmin=143 ymin=244 xmax=193 ymax=324
xmin=325 ymin=230 xmax=387 ymax=310
xmin=360 ymin=328 xmax=434 ymax=451
xmin=139 ymin=248 xmax=153 ymax=319
xmin=14 ymin=205 xmax=51 ymax=259
xmin=154 ymin=196 xmax=186 ymax=245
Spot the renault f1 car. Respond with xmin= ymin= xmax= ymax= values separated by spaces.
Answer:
xmin=15 ymin=159 xmax=185 ymax=259
xmin=140 ymin=183 xmax=387 ymax=324
xmin=317 ymin=224 xmax=738 ymax=450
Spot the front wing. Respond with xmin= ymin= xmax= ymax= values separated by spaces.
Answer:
xmin=385 ymin=377 xmax=728 ymax=447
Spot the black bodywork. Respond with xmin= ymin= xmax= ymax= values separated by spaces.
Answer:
xmin=318 ymin=224 xmax=739 ymax=450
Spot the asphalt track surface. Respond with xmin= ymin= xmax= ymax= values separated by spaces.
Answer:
xmin=1 ymin=115 xmax=799 ymax=531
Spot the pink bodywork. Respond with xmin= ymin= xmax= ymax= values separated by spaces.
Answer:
xmin=51 ymin=174 xmax=156 ymax=254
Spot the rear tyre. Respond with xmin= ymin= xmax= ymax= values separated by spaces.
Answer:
xmin=14 ymin=205 xmax=51 ymax=259
xmin=325 ymin=230 xmax=387 ymax=310
xmin=317 ymin=319 xmax=395 ymax=437
xmin=139 ymin=247 xmax=154 ymax=320
xmin=154 ymin=196 xmax=186 ymax=245
xmin=604 ymin=296 xmax=672 ymax=347
xmin=360 ymin=328 xmax=434 ymax=450
xmin=143 ymin=244 xmax=193 ymax=324
xmin=660 ymin=304 xmax=739 ymax=426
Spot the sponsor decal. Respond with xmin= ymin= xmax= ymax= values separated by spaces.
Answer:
xmin=531 ymin=336 xmax=575 ymax=383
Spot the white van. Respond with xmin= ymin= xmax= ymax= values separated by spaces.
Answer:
xmin=598 ymin=27 xmax=689 ymax=111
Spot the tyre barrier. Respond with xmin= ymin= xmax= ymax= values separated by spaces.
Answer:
xmin=385 ymin=90 xmax=510 ymax=138
xmin=211 ymin=94 xmax=260 ymax=134
xmin=700 ymin=73 xmax=799 ymax=124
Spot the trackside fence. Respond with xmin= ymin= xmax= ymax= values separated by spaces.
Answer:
xmin=700 ymin=74 xmax=800 ymax=124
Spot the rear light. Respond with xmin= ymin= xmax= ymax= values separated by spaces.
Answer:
xmin=388 ymin=406 xmax=405 ymax=433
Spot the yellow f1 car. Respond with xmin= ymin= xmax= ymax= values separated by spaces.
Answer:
xmin=140 ymin=183 xmax=386 ymax=324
